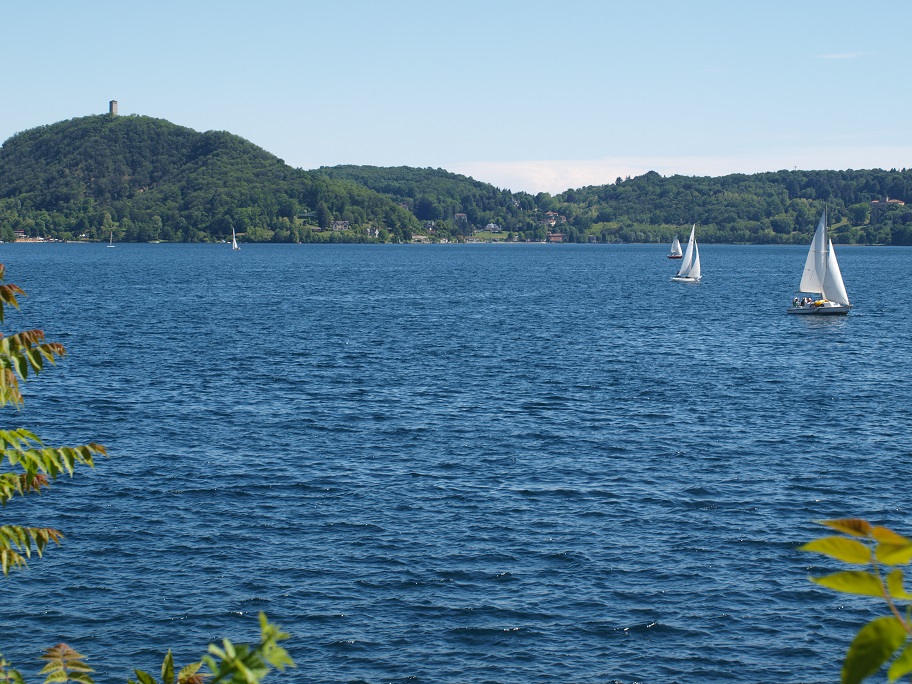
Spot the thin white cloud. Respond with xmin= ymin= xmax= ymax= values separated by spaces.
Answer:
xmin=816 ymin=51 xmax=871 ymax=59
xmin=447 ymin=148 xmax=912 ymax=194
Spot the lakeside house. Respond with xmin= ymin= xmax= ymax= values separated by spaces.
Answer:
xmin=543 ymin=211 xmax=567 ymax=228
xmin=870 ymin=196 xmax=906 ymax=223
xmin=871 ymin=196 xmax=905 ymax=207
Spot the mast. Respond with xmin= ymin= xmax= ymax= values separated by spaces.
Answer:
xmin=821 ymin=206 xmax=828 ymax=298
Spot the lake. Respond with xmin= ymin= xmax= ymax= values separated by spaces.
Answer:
xmin=2 ymin=242 xmax=911 ymax=683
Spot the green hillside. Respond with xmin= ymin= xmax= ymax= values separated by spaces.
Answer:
xmin=2 ymin=113 xmax=911 ymax=244
xmin=0 ymin=114 xmax=419 ymax=243
xmin=314 ymin=165 xmax=540 ymax=238
xmin=559 ymin=169 xmax=912 ymax=245
xmin=318 ymin=165 xmax=912 ymax=245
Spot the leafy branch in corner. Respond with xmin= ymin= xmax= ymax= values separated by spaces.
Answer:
xmin=0 ymin=262 xmax=106 ymax=575
xmin=801 ymin=518 xmax=912 ymax=683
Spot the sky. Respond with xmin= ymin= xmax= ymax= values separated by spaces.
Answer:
xmin=1 ymin=0 xmax=910 ymax=194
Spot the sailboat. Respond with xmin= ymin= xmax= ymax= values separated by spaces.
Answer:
xmin=107 ymin=230 xmax=114 ymax=247
xmin=787 ymin=208 xmax=851 ymax=314
xmin=671 ymin=224 xmax=701 ymax=282
xmin=668 ymin=234 xmax=683 ymax=259
xmin=231 ymin=226 xmax=240 ymax=251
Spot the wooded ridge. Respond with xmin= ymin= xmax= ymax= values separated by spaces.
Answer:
xmin=1 ymin=114 xmax=910 ymax=244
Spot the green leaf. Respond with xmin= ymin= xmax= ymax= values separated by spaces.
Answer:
xmin=878 ymin=543 xmax=912 ymax=566
xmin=886 ymin=569 xmax=912 ymax=600
xmin=68 ymin=674 xmax=95 ymax=684
xmin=811 ymin=570 xmax=885 ymax=597
xmin=1 ymin=547 xmax=29 ymax=576
xmin=888 ymin=642 xmax=912 ymax=682
xmin=133 ymin=670 xmax=156 ymax=684
xmin=821 ymin=519 xmax=873 ymax=538
xmin=800 ymin=536 xmax=872 ymax=565
xmin=263 ymin=644 xmax=294 ymax=672
xmin=842 ymin=615 xmax=908 ymax=684
xmin=874 ymin=527 xmax=912 ymax=545
xmin=161 ymin=650 xmax=174 ymax=684
xmin=11 ymin=353 xmax=26 ymax=380
xmin=25 ymin=347 xmax=43 ymax=373
xmin=176 ymin=661 xmax=202 ymax=682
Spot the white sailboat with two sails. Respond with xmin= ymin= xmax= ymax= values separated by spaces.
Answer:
xmin=671 ymin=224 xmax=701 ymax=282
xmin=787 ymin=208 xmax=851 ymax=315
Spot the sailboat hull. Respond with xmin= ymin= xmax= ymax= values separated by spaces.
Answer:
xmin=787 ymin=302 xmax=851 ymax=315
xmin=667 ymin=255 xmax=682 ymax=259
xmin=671 ymin=276 xmax=700 ymax=283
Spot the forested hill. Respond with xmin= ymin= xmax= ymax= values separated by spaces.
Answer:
xmin=2 ymin=113 xmax=911 ymax=244
xmin=559 ymin=169 xmax=912 ymax=245
xmin=317 ymin=165 xmax=912 ymax=245
xmin=0 ymin=115 xmax=419 ymax=243
xmin=314 ymin=164 xmax=538 ymax=226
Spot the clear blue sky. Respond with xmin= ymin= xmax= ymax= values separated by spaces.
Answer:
xmin=2 ymin=0 xmax=909 ymax=193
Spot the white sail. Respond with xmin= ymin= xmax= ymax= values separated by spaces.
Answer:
xmin=796 ymin=209 xmax=849 ymax=304
xmin=677 ymin=225 xmax=695 ymax=276
xmin=231 ymin=226 xmax=240 ymax=250
xmin=689 ymin=242 xmax=701 ymax=280
xmin=823 ymin=239 xmax=849 ymax=304
xmin=669 ymin=235 xmax=682 ymax=257
xmin=798 ymin=210 xmax=827 ymax=294
xmin=675 ymin=225 xmax=700 ymax=279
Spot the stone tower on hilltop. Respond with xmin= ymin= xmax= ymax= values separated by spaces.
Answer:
xmin=109 ymin=100 xmax=118 ymax=116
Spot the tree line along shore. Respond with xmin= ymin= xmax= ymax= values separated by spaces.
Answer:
xmin=1 ymin=114 xmax=910 ymax=246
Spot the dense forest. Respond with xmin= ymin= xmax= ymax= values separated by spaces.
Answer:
xmin=316 ymin=165 xmax=912 ymax=245
xmin=1 ymin=113 xmax=911 ymax=244
xmin=0 ymin=115 xmax=419 ymax=243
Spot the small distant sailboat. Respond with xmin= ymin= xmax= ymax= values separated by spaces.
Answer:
xmin=787 ymin=208 xmax=851 ymax=315
xmin=107 ymin=230 xmax=114 ymax=248
xmin=231 ymin=226 xmax=240 ymax=251
xmin=671 ymin=224 xmax=701 ymax=282
xmin=668 ymin=234 xmax=683 ymax=259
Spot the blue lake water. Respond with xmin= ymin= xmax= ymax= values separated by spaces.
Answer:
xmin=2 ymin=242 xmax=911 ymax=683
